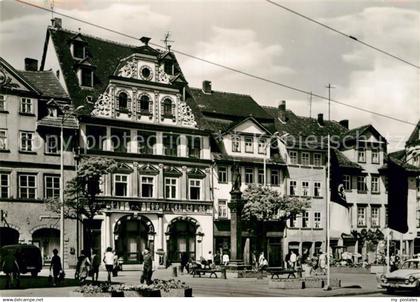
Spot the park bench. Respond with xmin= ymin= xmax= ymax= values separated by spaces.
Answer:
xmin=192 ymin=268 xmax=224 ymax=278
xmin=266 ymin=267 xmax=303 ymax=279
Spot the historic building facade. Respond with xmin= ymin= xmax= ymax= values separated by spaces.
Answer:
xmin=0 ymin=56 xmax=78 ymax=267
xmin=40 ymin=19 xmax=213 ymax=265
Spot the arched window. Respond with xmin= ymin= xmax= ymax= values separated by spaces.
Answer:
xmin=139 ymin=95 xmax=150 ymax=113
xmin=163 ymin=98 xmax=173 ymax=117
xmin=118 ymin=92 xmax=128 ymax=111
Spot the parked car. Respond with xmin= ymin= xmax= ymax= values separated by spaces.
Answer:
xmin=0 ymin=244 xmax=42 ymax=277
xmin=379 ymin=258 xmax=420 ymax=293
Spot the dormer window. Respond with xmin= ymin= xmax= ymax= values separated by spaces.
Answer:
xmin=139 ymin=94 xmax=151 ymax=114
xmin=164 ymin=61 xmax=174 ymax=75
xmin=118 ymin=92 xmax=128 ymax=111
xmin=162 ymin=97 xmax=174 ymax=118
xmin=73 ymin=41 xmax=85 ymax=59
xmin=140 ymin=65 xmax=153 ymax=81
xmin=80 ymin=68 xmax=93 ymax=87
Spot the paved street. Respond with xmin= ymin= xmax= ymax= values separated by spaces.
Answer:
xmin=0 ymin=267 xmax=406 ymax=297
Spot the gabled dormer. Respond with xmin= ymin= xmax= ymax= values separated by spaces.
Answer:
xmin=74 ymin=57 xmax=96 ymax=88
xmin=69 ymin=33 xmax=88 ymax=60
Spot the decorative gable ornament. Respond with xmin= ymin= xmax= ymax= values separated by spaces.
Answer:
xmin=92 ymin=91 xmax=113 ymax=117
xmin=118 ymin=59 xmax=137 ymax=78
xmin=178 ymin=101 xmax=197 ymax=128
xmin=187 ymin=168 xmax=206 ymax=179
xmin=138 ymin=164 xmax=159 ymax=175
xmin=157 ymin=65 xmax=170 ymax=84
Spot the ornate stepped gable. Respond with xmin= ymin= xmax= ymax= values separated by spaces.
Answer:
xmin=91 ymin=90 xmax=113 ymax=117
xmin=178 ymin=100 xmax=197 ymax=127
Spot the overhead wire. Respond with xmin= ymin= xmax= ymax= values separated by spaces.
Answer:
xmin=264 ymin=0 xmax=420 ymax=70
xmin=15 ymin=0 xmax=418 ymax=126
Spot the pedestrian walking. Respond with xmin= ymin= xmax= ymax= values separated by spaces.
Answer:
xmin=318 ymin=251 xmax=327 ymax=274
xmin=91 ymin=250 xmax=101 ymax=281
xmin=206 ymin=251 xmax=213 ymax=267
xmin=252 ymin=251 xmax=257 ymax=270
xmin=290 ymin=250 xmax=297 ymax=269
xmin=1 ymin=251 xmax=20 ymax=289
xmin=140 ymin=248 xmax=153 ymax=285
xmin=285 ymin=251 xmax=291 ymax=268
xmin=222 ymin=251 xmax=229 ymax=266
xmin=50 ymin=249 xmax=62 ymax=286
xmin=180 ymin=252 xmax=188 ymax=273
xmin=214 ymin=251 xmax=221 ymax=266
xmin=103 ymin=247 xmax=114 ymax=283
xmin=75 ymin=250 xmax=91 ymax=283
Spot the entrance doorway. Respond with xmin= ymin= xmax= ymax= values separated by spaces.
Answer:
xmin=267 ymin=237 xmax=282 ymax=267
xmin=114 ymin=215 xmax=155 ymax=264
xmin=32 ymin=228 xmax=59 ymax=263
xmin=167 ymin=219 xmax=197 ymax=262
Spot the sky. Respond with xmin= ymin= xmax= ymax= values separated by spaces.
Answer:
xmin=1 ymin=0 xmax=419 ymax=151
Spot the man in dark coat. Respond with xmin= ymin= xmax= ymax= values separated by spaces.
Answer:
xmin=140 ymin=248 xmax=153 ymax=285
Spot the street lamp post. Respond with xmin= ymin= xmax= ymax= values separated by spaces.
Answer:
xmin=59 ymin=104 xmax=84 ymax=270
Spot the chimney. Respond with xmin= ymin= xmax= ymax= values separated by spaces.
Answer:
xmin=339 ymin=119 xmax=349 ymax=129
xmin=317 ymin=113 xmax=324 ymax=126
xmin=278 ymin=100 xmax=287 ymax=122
xmin=51 ymin=18 xmax=62 ymax=29
xmin=140 ymin=36 xmax=151 ymax=46
xmin=24 ymin=58 xmax=38 ymax=71
xmin=202 ymin=80 xmax=212 ymax=94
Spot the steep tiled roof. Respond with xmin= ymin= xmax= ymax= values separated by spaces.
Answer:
xmin=333 ymin=149 xmax=362 ymax=170
xmin=385 ymin=150 xmax=420 ymax=174
xmin=37 ymin=115 xmax=78 ymax=129
xmin=263 ymin=106 xmax=348 ymax=139
xmin=341 ymin=124 xmax=387 ymax=144
xmin=18 ymin=70 xmax=69 ymax=99
xmin=406 ymin=120 xmax=420 ymax=147
xmin=190 ymin=88 xmax=274 ymax=121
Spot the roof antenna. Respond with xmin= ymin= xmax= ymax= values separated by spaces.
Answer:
xmin=161 ymin=31 xmax=174 ymax=51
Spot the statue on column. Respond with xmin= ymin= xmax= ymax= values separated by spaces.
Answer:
xmin=231 ymin=163 xmax=241 ymax=192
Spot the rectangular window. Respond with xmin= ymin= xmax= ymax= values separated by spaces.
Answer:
xmin=0 ymin=129 xmax=7 ymax=150
xmin=20 ymin=131 xmax=34 ymax=152
xmin=218 ymin=167 xmax=227 ymax=183
xmin=137 ymin=131 xmax=156 ymax=155
xmin=232 ymin=135 xmax=241 ymax=152
xmin=358 ymin=149 xmax=366 ymax=163
xmin=73 ymin=42 xmax=85 ymax=59
xmin=245 ymin=168 xmax=254 ymax=184
xmin=301 ymin=152 xmax=310 ymax=166
xmin=289 ymin=214 xmax=297 ymax=228
xmin=45 ymin=175 xmax=60 ymax=198
xmin=86 ymin=125 xmax=106 ymax=151
xmin=114 ymin=174 xmax=128 ymax=197
xmin=416 ymin=209 xmax=420 ymax=228
xmin=164 ymin=61 xmax=174 ymax=75
xmin=80 ymin=68 xmax=93 ymax=87
xmin=187 ymin=136 xmax=201 ymax=159
xmin=289 ymin=180 xmax=297 ymax=196
xmin=111 ymin=128 xmax=130 ymax=153
xmin=371 ymin=175 xmax=380 ymax=193
xmin=19 ymin=174 xmax=36 ymax=199
xmin=313 ymin=153 xmax=322 ymax=166
xmin=271 ymin=170 xmax=280 ymax=186
xmin=343 ymin=175 xmax=351 ymax=190
xmin=357 ymin=206 xmax=367 ymax=227
xmin=0 ymin=95 xmax=5 ymax=111
xmin=314 ymin=212 xmax=321 ymax=228
xmin=302 ymin=211 xmax=309 ymax=228
xmin=289 ymin=151 xmax=298 ymax=164
xmin=140 ymin=176 xmax=154 ymax=198
xmin=163 ymin=133 xmax=179 ymax=157
xmin=20 ymin=98 xmax=33 ymax=113
xmin=189 ymin=179 xmax=201 ymax=200
xmin=357 ymin=176 xmax=368 ymax=192
xmin=257 ymin=169 xmax=264 ymax=185
xmin=371 ymin=207 xmax=380 ymax=227
xmin=258 ymin=138 xmax=266 ymax=154
xmin=0 ymin=173 xmax=9 ymax=198
xmin=45 ymin=135 xmax=59 ymax=154
xmin=371 ymin=150 xmax=380 ymax=164
xmin=245 ymin=136 xmax=253 ymax=153
xmin=218 ymin=200 xmax=228 ymax=218
xmin=314 ymin=182 xmax=321 ymax=197
xmin=165 ymin=178 xmax=177 ymax=199
xmin=302 ymin=181 xmax=309 ymax=196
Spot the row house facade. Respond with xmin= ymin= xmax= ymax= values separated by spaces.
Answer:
xmin=0 ymin=56 xmax=78 ymax=266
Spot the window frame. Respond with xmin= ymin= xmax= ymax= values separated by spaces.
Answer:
xmin=45 ymin=135 xmax=60 ymax=154
xmin=0 ymin=95 xmax=6 ymax=111
xmin=18 ymin=174 xmax=37 ymax=199
xmin=218 ymin=166 xmax=227 ymax=184
xmin=358 ymin=148 xmax=366 ymax=163
xmin=343 ymin=175 xmax=351 ymax=191
xmin=314 ymin=212 xmax=322 ymax=229
xmin=357 ymin=206 xmax=367 ymax=227
xmin=163 ymin=133 xmax=179 ymax=157
xmin=0 ymin=173 xmax=10 ymax=198
xmin=357 ymin=175 xmax=368 ymax=192
xmin=314 ymin=182 xmax=321 ymax=197
xmin=140 ymin=175 xmax=155 ymax=198
xmin=162 ymin=97 xmax=174 ymax=117
xmin=20 ymin=131 xmax=34 ymax=152
xmin=289 ymin=151 xmax=298 ymax=164
xmin=371 ymin=150 xmax=380 ymax=164
xmin=313 ymin=153 xmax=322 ymax=166
xmin=218 ymin=199 xmax=228 ymax=219
xmin=189 ymin=179 xmax=201 ymax=200
xmin=271 ymin=169 xmax=280 ymax=186
xmin=165 ymin=177 xmax=177 ymax=199
xmin=301 ymin=152 xmax=310 ymax=166
xmin=371 ymin=175 xmax=380 ymax=193
xmin=302 ymin=181 xmax=309 ymax=197
xmin=44 ymin=175 xmax=60 ymax=199
xmin=289 ymin=180 xmax=297 ymax=196
xmin=20 ymin=98 xmax=33 ymax=114
xmin=113 ymin=174 xmax=129 ymax=197
xmin=0 ymin=129 xmax=8 ymax=150
xmin=257 ymin=138 xmax=267 ymax=154
xmin=80 ymin=68 xmax=93 ymax=87
xmin=137 ymin=130 xmax=156 ymax=155
xmin=244 ymin=136 xmax=254 ymax=153
xmin=232 ymin=135 xmax=241 ymax=152
xmin=302 ymin=211 xmax=310 ymax=228
xmin=245 ymin=168 xmax=254 ymax=184
xmin=371 ymin=206 xmax=380 ymax=227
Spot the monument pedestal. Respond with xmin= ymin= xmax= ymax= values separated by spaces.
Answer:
xmin=228 ymin=189 xmax=245 ymax=270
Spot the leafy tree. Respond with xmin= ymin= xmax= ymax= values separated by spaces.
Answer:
xmin=242 ymin=184 xmax=310 ymax=255
xmin=47 ymin=156 xmax=120 ymax=255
